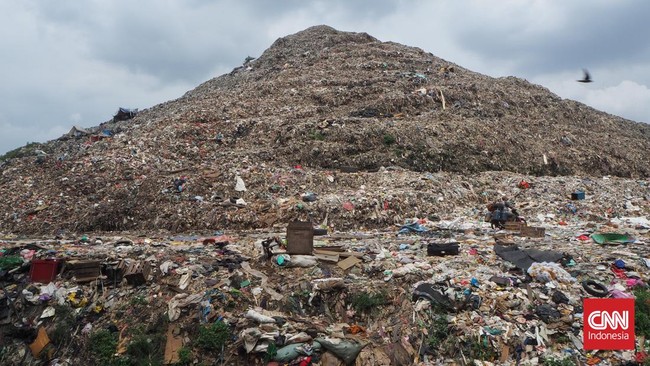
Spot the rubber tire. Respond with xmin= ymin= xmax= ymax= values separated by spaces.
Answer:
xmin=582 ymin=280 xmax=609 ymax=297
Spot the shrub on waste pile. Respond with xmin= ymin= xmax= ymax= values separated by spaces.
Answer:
xmin=263 ymin=343 xmax=277 ymax=363
xmin=309 ymin=130 xmax=325 ymax=141
xmin=88 ymin=330 xmax=118 ymax=364
xmin=464 ymin=336 xmax=497 ymax=361
xmin=176 ymin=347 xmax=192 ymax=365
xmin=0 ymin=142 xmax=42 ymax=162
xmin=426 ymin=315 xmax=449 ymax=351
xmin=635 ymin=287 xmax=650 ymax=339
xmin=126 ymin=332 xmax=164 ymax=366
xmin=551 ymin=333 xmax=571 ymax=345
xmin=196 ymin=321 xmax=230 ymax=353
xmin=383 ymin=133 xmax=396 ymax=145
xmin=50 ymin=304 xmax=76 ymax=346
xmin=542 ymin=357 xmax=577 ymax=366
xmin=350 ymin=291 xmax=387 ymax=314
xmin=130 ymin=295 xmax=148 ymax=306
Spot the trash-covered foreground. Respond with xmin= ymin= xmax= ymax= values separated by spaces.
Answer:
xmin=1 ymin=174 xmax=650 ymax=366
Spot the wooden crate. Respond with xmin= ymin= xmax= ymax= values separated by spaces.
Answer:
xmin=504 ymin=222 xmax=525 ymax=231
xmin=121 ymin=260 xmax=151 ymax=286
xmin=521 ymin=226 xmax=545 ymax=238
xmin=63 ymin=260 xmax=101 ymax=282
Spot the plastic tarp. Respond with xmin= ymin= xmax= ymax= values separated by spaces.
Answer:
xmin=113 ymin=108 xmax=138 ymax=121
xmin=493 ymin=245 xmax=564 ymax=271
xmin=590 ymin=233 xmax=636 ymax=245
xmin=398 ymin=222 xmax=428 ymax=235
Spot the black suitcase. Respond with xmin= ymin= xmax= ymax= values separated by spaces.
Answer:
xmin=427 ymin=242 xmax=459 ymax=256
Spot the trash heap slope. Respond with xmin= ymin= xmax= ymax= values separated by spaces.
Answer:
xmin=178 ymin=24 xmax=650 ymax=176
xmin=1 ymin=25 xmax=649 ymax=234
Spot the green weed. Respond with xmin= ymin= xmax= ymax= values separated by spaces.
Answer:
xmin=635 ymin=287 xmax=650 ymax=339
xmin=465 ymin=336 xmax=497 ymax=361
xmin=350 ymin=291 xmax=387 ymax=314
xmin=50 ymin=304 xmax=76 ymax=346
xmin=130 ymin=295 xmax=148 ymax=306
xmin=263 ymin=343 xmax=277 ymax=363
xmin=543 ymin=357 xmax=577 ymax=366
xmin=196 ymin=321 xmax=230 ymax=353
xmin=383 ymin=134 xmax=396 ymax=145
xmin=426 ymin=315 xmax=449 ymax=350
xmin=88 ymin=330 xmax=118 ymax=364
xmin=309 ymin=131 xmax=325 ymax=141
xmin=176 ymin=347 xmax=192 ymax=365
xmin=552 ymin=333 xmax=571 ymax=345
xmin=0 ymin=142 xmax=42 ymax=161
xmin=126 ymin=332 xmax=164 ymax=366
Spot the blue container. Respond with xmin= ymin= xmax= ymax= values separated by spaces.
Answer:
xmin=571 ymin=191 xmax=585 ymax=200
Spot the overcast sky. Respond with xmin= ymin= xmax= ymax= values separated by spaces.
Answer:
xmin=1 ymin=0 xmax=649 ymax=155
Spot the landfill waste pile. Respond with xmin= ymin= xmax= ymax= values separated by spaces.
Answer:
xmin=1 ymin=25 xmax=650 ymax=234
xmin=0 ymin=25 xmax=650 ymax=365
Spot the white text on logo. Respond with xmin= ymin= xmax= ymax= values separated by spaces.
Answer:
xmin=587 ymin=311 xmax=629 ymax=330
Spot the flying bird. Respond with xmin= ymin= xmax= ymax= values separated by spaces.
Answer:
xmin=578 ymin=69 xmax=592 ymax=83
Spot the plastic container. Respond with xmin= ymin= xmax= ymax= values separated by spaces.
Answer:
xmin=571 ymin=191 xmax=585 ymax=200
xmin=29 ymin=259 xmax=60 ymax=283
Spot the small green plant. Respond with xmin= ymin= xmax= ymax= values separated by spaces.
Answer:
xmin=176 ymin=347 xmax=192 ymax=365
xmin=50 ymin=304 xmax=76 ymax=345
xmin=111 ymin=357 xmax=131 ymax=366
xmin=635 ymin=287 xmax=650 ymax=339
xmin=88 ymin=330 xmax=118 ymax=364
xmin=351 ymin=291 xmax=387 ymax=314
xmin=0 ymin=142 xmax=42 ymax=162
xmin=309 ymin=131 xmax=325 ymax=141
xmin=196 ymin=321 xmax=230 ymax=353
xmin=130 ymin=295 xmax=148 ymax=306
xmin=426 ymin=315 xmax=449 ymax=350
xmin=465 ymin=336 xmax=497 ymax=361
xmin=383 ymin=133 xmax=396 ymax=145
xmin=126 ymin=333 xmax=163 ymax=365
xmin=263 ymin=343 xmax=277 ymax=363
xmin=543 ymin=357 xmax=577 ymax=366
xmin=552 ymin=333 xmax=571 ymax=345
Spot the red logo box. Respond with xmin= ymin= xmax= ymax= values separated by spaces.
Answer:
xmin=583 ymin=298 xmax=635 ymax=350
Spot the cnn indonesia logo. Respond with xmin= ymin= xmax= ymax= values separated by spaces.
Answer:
xmin=583 ymin=298 xmax=635 ymax=350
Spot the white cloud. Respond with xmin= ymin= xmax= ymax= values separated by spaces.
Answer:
xmin=534 ymin=68 xmax=650 ymax=123
xmin=584 ymin=81 xmax=650 ymax=123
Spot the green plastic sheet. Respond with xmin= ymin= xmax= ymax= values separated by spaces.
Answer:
xmin=590 ymin=233 xmax=636 ymax=245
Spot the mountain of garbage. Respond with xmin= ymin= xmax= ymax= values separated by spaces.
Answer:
xmin=1 ymin=25 xmax=649 ymax=235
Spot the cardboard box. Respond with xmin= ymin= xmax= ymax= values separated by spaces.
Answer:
xmin=286 ymin=221 xmax=314 ymax=254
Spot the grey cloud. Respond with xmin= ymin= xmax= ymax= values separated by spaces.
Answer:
xmin=25 ymin=0 xmax=402 ymax=86
xmin=452 ymin=1 xmax=650 ymax=76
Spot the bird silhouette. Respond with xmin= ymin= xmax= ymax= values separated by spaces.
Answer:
xmin=578 ymin=69 xmax=592 ymax=83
